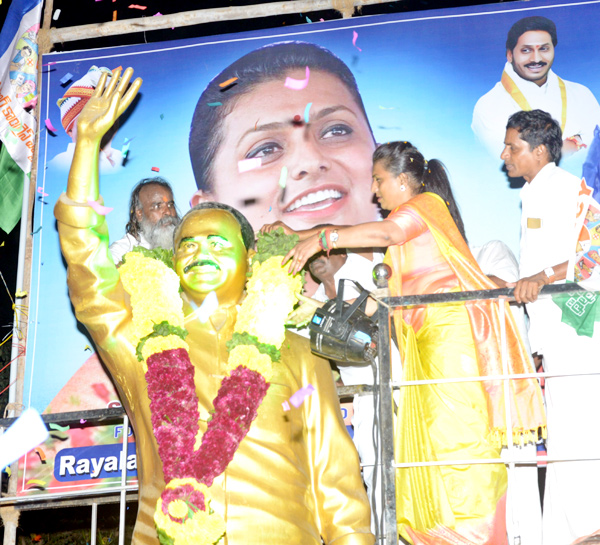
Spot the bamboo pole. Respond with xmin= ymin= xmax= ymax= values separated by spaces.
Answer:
xmin=48 ymin=0 xmax=389 ymax=44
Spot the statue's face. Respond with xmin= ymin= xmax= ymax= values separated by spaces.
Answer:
xmin=174 ymin=209 xmax=248 ymax=307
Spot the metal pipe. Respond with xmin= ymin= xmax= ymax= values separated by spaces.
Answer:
xmin=48 ymin=0 xmax=389 ymax=44
xmin=375 ymin=299 xmax=397 ymax=544
xmin=91 ymin=502 xmax=98 ymax=545
xmin=119 ymin=414 xmax=129 ymax=545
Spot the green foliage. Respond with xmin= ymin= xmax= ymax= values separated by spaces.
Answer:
xmin=226 ymin=332 xmax=281 ymax=362
xmin=156 ymin=527 xmax=175 ymax=545
xmin=253 ymin=228 xmax=299 ymax=265
xmin=135 ymin=321 xmax=188 ymax=361
xmin=126 ymin=246 xmax=175 ymax=271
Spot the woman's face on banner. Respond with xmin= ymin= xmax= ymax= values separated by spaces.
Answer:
xmin=205 ymin=69 xmax=379 ymax=230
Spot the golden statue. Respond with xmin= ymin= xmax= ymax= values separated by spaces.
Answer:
xmin=54 ymin=68 xmax=374 ymax=545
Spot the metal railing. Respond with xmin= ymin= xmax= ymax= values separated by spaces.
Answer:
xmin=1 ymin=282 xmax=596 ymax=545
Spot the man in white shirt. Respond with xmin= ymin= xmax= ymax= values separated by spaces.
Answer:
xmin=473 ymin=16 xmax=600 ymax=159
xmin=471 ymin=240 xmax=542 ymax=545
xmin=109 ymin=178 xmax=181 ymax=263
xmin=501 ymin=109 xmax=600 ymax=545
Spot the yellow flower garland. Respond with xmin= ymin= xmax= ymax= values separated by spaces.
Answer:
xmin=120 ymin=243 xmax=302 ymax=545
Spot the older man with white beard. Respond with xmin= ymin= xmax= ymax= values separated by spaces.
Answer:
xmin=109 ymin=177 xmax=181 ymax=263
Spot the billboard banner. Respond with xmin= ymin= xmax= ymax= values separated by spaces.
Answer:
xmin=19 ymin=0 xmax=600 ymax=496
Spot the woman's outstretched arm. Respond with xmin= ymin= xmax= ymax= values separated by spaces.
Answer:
xmin=281 ymin=220 xmax=404 ymax=275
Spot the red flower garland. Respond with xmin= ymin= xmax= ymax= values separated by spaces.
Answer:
xmin=145 ymin=348 xmax=269 ymax=487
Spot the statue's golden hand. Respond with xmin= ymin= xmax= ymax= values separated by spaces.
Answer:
xmin=76 ymin=67 xmax=142 ymax=143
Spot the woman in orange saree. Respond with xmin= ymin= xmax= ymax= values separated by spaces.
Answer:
xmin=265 ymin=141 xmax=546 ymax=545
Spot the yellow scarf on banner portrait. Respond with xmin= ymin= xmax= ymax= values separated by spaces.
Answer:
xmin=501 ymin=70 xmax=567 ymax=133
xmin=384 ymin=193 xmax=546 ymax=446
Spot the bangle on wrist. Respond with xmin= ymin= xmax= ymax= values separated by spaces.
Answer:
xmin=318 ymin=229 xmax=329 ymax=253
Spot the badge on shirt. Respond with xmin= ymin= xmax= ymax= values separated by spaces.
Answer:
xmin=527 ymin=217 xmax=542 ymax=229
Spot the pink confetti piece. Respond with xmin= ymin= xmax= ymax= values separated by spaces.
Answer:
xmin=238 ymin=158 xmax=262 ymax=173
xmin=284 ymin=67 xmax=310 ymax=90
xmin=153 ymin=12 xmax=162 ymax=16
xmin=289 ymin=384 xmax=315 ymax=408
xmin=87 ymin=199 xmax=113 ymax=216
xmin=42 ymin=62 xmax=56 ymax=67
xmin=282 ymin=400 xmax=291 ymax=412
xmin=80 ymin=419 xmax=87 ymax=424
xmin=352 ymin=31 xmax=362 ymax=52
xmin=128 ymin=4 xmax=147 ymax=9
xmin=320 ymin=18 xmax=325 ymax=22
xmin=44 ymin=119 xmax=57 ymax=133
xmin=37 ymin=187 xmax=48 ymax=197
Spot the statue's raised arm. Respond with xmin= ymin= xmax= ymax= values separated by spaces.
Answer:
xmin=66 ymin=67 xmax=142 ymax=203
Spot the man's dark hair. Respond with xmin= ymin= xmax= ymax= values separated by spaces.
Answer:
xmin=189 ymin=41 xmax=374 ymax=192
xmin=125 ymin=177 xmax=175 ymax=240
xmin=506 ymin=109 xmax=563 ymax=163
xmin=176 ymin=202 xmax=255 ymax=251
xmin=506 ymin=16 xmax=558 ymax=52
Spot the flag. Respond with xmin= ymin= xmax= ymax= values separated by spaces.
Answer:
xmin=552 ymin=178 xmax=600 ymax=337
xmin=0 ymin=0 xmax=43 ymax=235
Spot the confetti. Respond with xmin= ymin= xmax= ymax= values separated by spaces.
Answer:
xmin=278 ymin=166 xmax=288 ymax=188
xmin=44 ymin=119 xmax=57 ymax=133
xmin=34 ymin=447 xmax=46 ymax=463
xmin=87 ymin=199 xmax=113 ymax=216
xmin=0 ymin=408 xmax=49 ymax=472
xmin=196 ymin=291 xmax=219 ymax=323
xmin=282 ymin=400 xmax=291 ymax=412
xmin=151 ymin=166 xmax=160 ymax=172
xmin=80 ymin=419 xmax=87 ymax=424
xmin=352 ymin=30 xmax=362 ymax=52
xmin=268 ymin=206 xmax=272 ymax=212
xmin=15 ymin=290 xmax=27 ymax=298
xmin=238 ymin=158 xmax=261 ymax=173
xmin=26 ymin=479 xmax=46 ymax=489
xmin=31 ymin=227 xmax=42 ymax=235
xmin=49 ymin=423 xmax=70 ymax=433
xmin=219 ymin=77 xmax=238 ymax=88
xmin=304 ymin=102 xmax=312 ymax=123
xmin=37 ymin=187 xmax=48 ymax=197
xmin=284 ymin=67 xmax=310 ymax=90
xmin=305 ymin=16 xmax=312 ymax=23
xmin=320 ymin=18 xmax=325 ymax=22
xmin=378 ymin=105 xmax=395 ymax=110
xmin=128 ymin=4 xmax=147 ymax=9
xmin=160 ymin=114 xmax=164 ymax=120
xmin=153 ymin=12 xmax=162 ymax=16
xmin=53 ymin=9 xmax=61 ymax=20
xmin=112 ymin=10 xmax=117 ymax=21
xmin=207 ymin=102 xmax=222 ymax=107
xmin=2 ymin=466 xmax=11 ymax=477
xmin=60 ymin=72 xmax=73 ymax=85
xmin=84 ymin=345 xmax=91 ymax=351
xmin=289 ymin=384 xmax=315 ymax=408
xmin=42 ymin=62 xmax=56 ymax=67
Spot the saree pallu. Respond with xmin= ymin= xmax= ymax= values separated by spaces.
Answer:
xmin=385 ymin=193 xmax=546 ymax=544
xmin=395 ymin=302 xmax=507 ymax=545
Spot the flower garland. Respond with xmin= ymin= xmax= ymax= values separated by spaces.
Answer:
xmin=119 ymin=230 xmax=302 ymax=545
